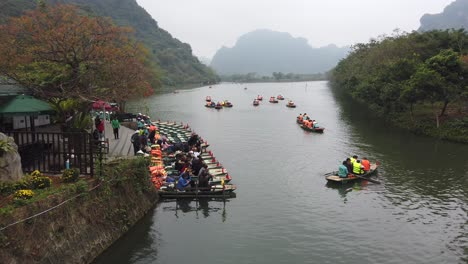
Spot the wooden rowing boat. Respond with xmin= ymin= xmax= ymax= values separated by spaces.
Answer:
xmin=300 ymin=124 xmax=324 ymax=133
xmin=158 ymin=184 xmax=236 ymax=198
xmin=325 ymin=164 xmax=379 ymax=183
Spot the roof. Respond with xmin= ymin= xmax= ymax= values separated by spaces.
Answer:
xmin=0 ymin=94 xmax=54 ymax=116
xmin=0 ymin=78 xmax=28 ymax=96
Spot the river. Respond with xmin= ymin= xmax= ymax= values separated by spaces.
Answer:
xmin=94 ymin=81 xmax=468 ymax=264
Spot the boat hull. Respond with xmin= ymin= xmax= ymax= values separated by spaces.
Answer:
xmin=159 ymin=184 xmax=237 ymax=198
xmin=300 ymin=125 xmax=324 ymax=133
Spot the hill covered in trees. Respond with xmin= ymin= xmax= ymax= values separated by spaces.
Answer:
xmin=0 ymin=0 xmax=219 ymax=86
xmin=330 ymin=30 xmax=468 ymax=143
xmin=210 ymin=29 xmax=349 ymax=75
xmin=419 ymin=0 xmax=468 ymax=31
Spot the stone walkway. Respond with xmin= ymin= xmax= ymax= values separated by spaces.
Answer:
xmin=103 ymin=121 xmax=135 ymax=157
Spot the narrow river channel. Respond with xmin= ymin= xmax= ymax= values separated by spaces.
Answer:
xmin=94 ymin=81 xmax=468 ymax=264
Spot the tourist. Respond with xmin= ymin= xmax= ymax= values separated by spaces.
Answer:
xmin=345 ymin=158 xmax=353 ymax=173
xmin=361 ymin=157 xmax=371 ymax=172
xmin=96 ymin=118 xmax=105 ymax=140
xmin=312 ymin=121 xmax=319 ymax=128
xmin=139 ymin=130 xmax=148 ymax=153
xmin=131 ymin=130 xmax=141 ymax=155
xmin=148 ymin=127 xmax=156 ymax=144
xmin=198 ymin=169 xmax=213 ymax=190
xmin=350 ymin=155 xmax=358 ymax=165
xmin=111 ymin=117 xmax=120 ymax=139
xmin=176 ymin=169 xmax=192 ymax=191
xmin=298 ymin=113 xmax=303 ymax=122
xmin=352 ymin=160 xmax=365 ymax=175
xmin=191 ymin=154 xmax=203 ymax=175
xmin=338 ymin=161 xmax=349 ymax=178
xmin=137 ymin=118 xmax=145 ymax=129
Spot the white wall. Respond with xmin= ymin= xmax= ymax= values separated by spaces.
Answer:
xmin=13 ymin=115 xmax=50 ymax=129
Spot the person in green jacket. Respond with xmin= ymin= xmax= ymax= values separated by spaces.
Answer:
xmin=111 ymin=118 xmax=120 ymax=139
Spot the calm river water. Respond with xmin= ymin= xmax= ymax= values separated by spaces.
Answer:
xmin=95 ymin=81 xmax=467 ymax=264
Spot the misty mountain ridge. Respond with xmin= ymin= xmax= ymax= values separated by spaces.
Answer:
xmin=419 ymin=0 xmax=468 ymax=31
xmin=210 ymin=29 xmax=349 ymax=75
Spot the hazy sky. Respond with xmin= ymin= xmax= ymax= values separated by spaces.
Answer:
xmin=136 ymin=0 xmax=454 ymax=59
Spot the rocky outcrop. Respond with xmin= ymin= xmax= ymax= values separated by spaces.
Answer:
xmin=0 ymin=133 xmax=23 ymax=182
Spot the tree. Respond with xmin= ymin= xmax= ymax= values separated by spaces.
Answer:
xmin=406 ymin=50 xmax=467 ymax=127
xmin=0 ymin=4 xmax=157 ymax=104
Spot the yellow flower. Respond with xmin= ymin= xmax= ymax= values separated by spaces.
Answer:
xmin=14 ymin=189 xmax=34 ymax=199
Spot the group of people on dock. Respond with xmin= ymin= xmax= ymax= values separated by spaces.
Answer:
xmin=338 ymin=155 xmax=370 ymax=178
xmin=297 ymin=113 xmax=319 ymax=129
xmin=164 ymin=135 xmax=217 ymax=191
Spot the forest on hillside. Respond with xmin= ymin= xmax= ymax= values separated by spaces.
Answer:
xmin=330 ymin=30 xmax=468 ymax=142
xmin=0 ymin=0 xmax=219 ymax=86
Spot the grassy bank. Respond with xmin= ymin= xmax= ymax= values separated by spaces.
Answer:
xmin=376 ymin=102 xmax=468 ymax=143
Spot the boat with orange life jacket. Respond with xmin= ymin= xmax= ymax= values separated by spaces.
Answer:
xmin=297 ymin=117 xmax=324 ymax=132
xmin=324 ymin=162 xmax=380 ymax=184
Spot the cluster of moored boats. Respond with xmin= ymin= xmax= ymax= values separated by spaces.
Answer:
xmin=150 ymin=121 xmax=237 ymax=198
xmin=204 ymin=96 xmax=233 ymax=109
xmin=253 ymin=95 xmax=296 ymax=108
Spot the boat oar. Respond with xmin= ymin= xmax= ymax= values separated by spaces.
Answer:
xmin=352 ymin=174 xmax=381 ymax=184
xmin=324 ymin=171 xmax=338 ymax=176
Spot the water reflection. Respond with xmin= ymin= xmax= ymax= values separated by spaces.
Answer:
xmin=161 ymin=198 xmax=231 ymax=222
xmin=93 ymin=206 xmax=159 ymax=264
xmin=325 ymin=180 xmax=371 ymax=201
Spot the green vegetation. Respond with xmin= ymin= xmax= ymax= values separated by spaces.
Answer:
xmin=0 ymin=157 xmax=153 ymax=216
xmin=49 ymin=0 xmax=219 ymax=86
xmin=61 ymin=169 xmax=80 ymax=183
xmin=221 ymin=72 xmax=327 ymax=83
xmin=330 ymin=29 xmax=468 ymax=143
xmin=0 ymin=0 xmax=219 ymax=86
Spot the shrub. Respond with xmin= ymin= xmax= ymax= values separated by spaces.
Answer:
xmin=13 ymin=189 xmax=34 ymax=200
xmin=0 ymin=139 xmax=15 ymax=157
xmin=0 ymin=182 xmax=16 ymax=196
xmin=16 ymin=170 xmax=52 ymax=190
xmin=62 ymin=168 xmax=80 ymax=183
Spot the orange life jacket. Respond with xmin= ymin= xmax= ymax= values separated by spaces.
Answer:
xmin=361 ymin=159 xmax=370 ymax=171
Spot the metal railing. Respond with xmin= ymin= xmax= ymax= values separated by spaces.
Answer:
xmin=5 ymin=131 xmax=101 ymax=176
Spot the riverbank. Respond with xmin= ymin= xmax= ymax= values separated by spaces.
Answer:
xmin=0 ymin=157 xmax=158 ymax=264
xmin=331 ymin=86 xmax=468 ymax=144
xmin=390 ymin=104 xmax=468 ymax=143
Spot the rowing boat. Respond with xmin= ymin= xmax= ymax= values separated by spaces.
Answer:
xmin=300 ymin=125 xmax=324 ymax=133
xmin=325 ymin=164 xmax=379 ymax=183
xmin=159 ymin=184 xmax=236 ymax=198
